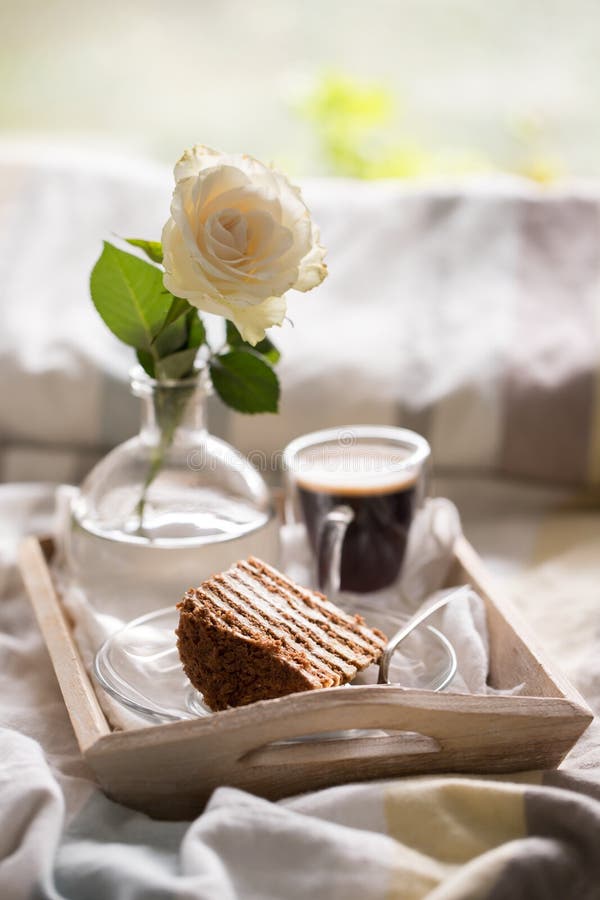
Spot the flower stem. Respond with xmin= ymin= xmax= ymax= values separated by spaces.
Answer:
xmin=135 ymin=442 xmax=169 ymax=528
xmin=135 ymin=379 xmax=196 ymax=533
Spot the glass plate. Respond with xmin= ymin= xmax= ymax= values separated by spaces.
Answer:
xmin=93 ymin=604 xmax=456 ymax=725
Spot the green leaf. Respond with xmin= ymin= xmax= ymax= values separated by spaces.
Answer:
xmin=187 ymin=311 xmax=206 ymax=348
xmin=125 ymin=238 xmax=164 ymax=264
xmin=225 ymin=321 xmax=280 ymax=365
xmin=136 ymin=349 xmax=155 ymax=378
xmin=153 ymin=297 xmax=192 ymax=357
xmin=225 ymin=320 xmax=244 ymax=347
xmin=253 ymin=336 xmax=281 ymax=365
xmin=209 ymin=351 xmax=279 ymax=414
xmin=154 ymin=313 xmax=188 ymax=357
xmin=154 ymin=307 xmax=206 ymax=360
xmin=152 ymin=296 xmax=192 ymax=346
xmin=90 ymin=242 xmax=169 ymax=351
xmin=155 ymin=347 xmax=199 ymax=381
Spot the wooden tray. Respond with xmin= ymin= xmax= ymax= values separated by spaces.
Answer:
xmin=19 ymin=536 xmax=593 ymax=820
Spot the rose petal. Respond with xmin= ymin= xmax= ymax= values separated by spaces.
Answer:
xmin=162 ymin=217 xmax=226 ymax=302
xmin=200 ymin=183 xmax=281 ymax=223
xmin=206 ymin=210 xmax=247 ymax=260
xmin=163 ymin=145 xmax=327 ymax=342
xmin=190 ymin=166 xmax=250 ymax=216
xmin=174 ymin=145 xmax=224 ymax=182
xmin=230 ymin=295 xmax=287 ymax=345
xmin=294 ymin=225 xmax=328 ymax=292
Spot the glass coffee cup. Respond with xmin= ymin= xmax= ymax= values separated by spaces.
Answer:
xmin=283 ymin=426 xmax=431 ymax=596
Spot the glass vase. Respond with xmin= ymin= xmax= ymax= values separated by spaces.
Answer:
xmin=65 ymin=366 xmax=279 ymax=617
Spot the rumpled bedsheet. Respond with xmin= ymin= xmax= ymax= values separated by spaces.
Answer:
xmin=1 ymin=481 xmax=599 ymax=899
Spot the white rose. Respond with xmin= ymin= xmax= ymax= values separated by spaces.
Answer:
xmin=161 ymin=145 xmax=327 ymax=345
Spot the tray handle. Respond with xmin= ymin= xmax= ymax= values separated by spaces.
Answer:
xmin=184 ymin=686 xmax=556 ymax=774
xmin=240 ymin=731 xmax=440 ymax=769
xmin=230 ymin=689 xmax=444 ymax=768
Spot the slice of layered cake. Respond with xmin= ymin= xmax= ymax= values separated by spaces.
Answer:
xmin=176 ymin=557 xmax=387 ymax=711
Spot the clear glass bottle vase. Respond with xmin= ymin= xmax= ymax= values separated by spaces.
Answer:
xmin=66 ymin=367 xmax=279 ymax=616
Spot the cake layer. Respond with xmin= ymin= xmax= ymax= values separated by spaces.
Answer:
xmin=176 ymin=557 xmax=387 ymax=710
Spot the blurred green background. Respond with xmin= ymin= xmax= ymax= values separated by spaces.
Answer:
xmin=1 ymin=0 xmax=599 ymax=180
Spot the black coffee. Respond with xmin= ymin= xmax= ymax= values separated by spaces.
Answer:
xmin=296 ymin=447 xmax=419 ymax=593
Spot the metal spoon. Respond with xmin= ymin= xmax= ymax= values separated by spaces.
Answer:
xmin=378 ymin=584 xmax=472 ymax=687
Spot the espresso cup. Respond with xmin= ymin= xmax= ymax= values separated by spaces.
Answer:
xmin=283 ymin=426 xmax=430 ymax=596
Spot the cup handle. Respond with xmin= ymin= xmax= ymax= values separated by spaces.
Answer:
xmin=317 ymin=505 xmax=354 ymax=597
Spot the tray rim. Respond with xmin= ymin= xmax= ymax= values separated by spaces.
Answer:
xmin=18 ymin=534 xmax=594 ymax=816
